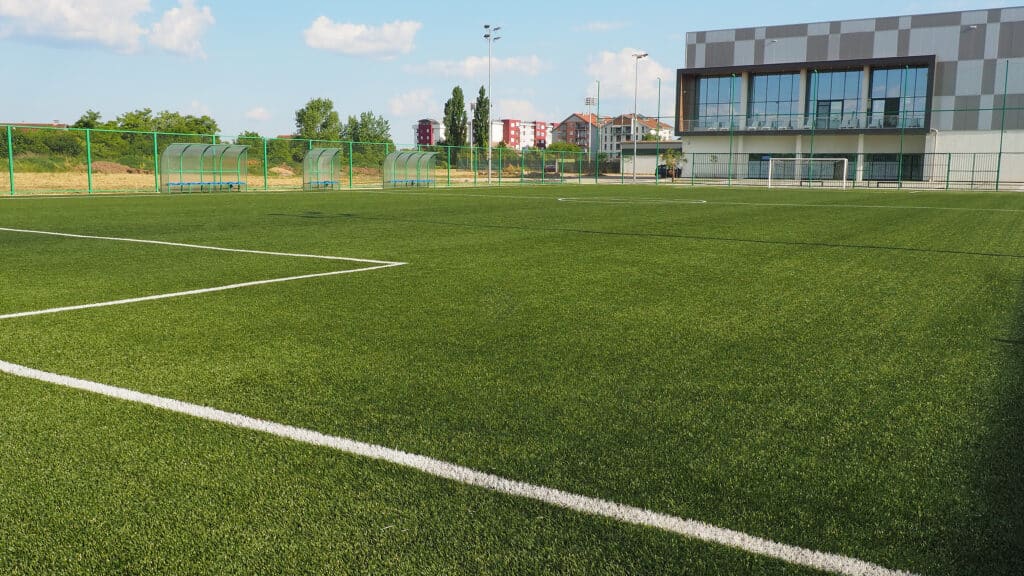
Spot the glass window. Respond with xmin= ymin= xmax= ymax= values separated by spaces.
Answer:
xmin=695 ymin=75 xmax=740 ymax=129
xmin=748 ymin=72 xmax=800 ymax=128
xmin=868 ymin=66 xmax=929 ymax=128
xmin=808 ymin=69 xmax=864 ymax=129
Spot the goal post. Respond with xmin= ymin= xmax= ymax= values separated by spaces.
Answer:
xmin=768 ymin=157 xmax=849 ymax=189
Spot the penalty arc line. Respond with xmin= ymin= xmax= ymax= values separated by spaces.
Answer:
xmin=0 ymin=264 xmax=405 ymax=321
xmin=0 ymin=359 xmax=921 ymax=576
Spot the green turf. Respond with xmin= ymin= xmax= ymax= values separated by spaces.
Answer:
xmin=0 ymin=185 xmax=1021 ymax=575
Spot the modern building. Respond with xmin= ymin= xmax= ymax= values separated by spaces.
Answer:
xmin=501 ymin=119 xmax=550 ymax=150
xmin=415 ymin=119 xmax=445 ymax=146
xmin=676 ymin=7 xmax=1024 ymax=183
xmin=552 ymin=113 xmax=603 ymax=152
xmin=601 ymin=114 xmax=674 ymax=158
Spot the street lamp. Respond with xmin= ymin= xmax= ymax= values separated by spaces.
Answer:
xmin=585 ymin=96 xmax=597 ymax=163
xmin=484 ymin=24 xmax=502 ymax=185
xmin=632 ymin=52 xmax=648 ymax=183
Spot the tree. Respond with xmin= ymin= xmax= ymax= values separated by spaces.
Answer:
xmin=472 ymin=86 xmax=489 ymax=150
xmin=442 ymin=86 xmax=467 ymax=148
xmin=295 ymin=98 xmax=341 ymax=141
xmin=660 ymin=148 xmax=685 ymax=182
xmin=342 ymin=111 xmax=393 ymax=144
xmin=154 ymin=110 xmax=218 ymax=135
xmin=72 ymin=110 xmax=103 ymax=129
xmin=546 ymin=142 xmax=582 ymax=153
xmin=115 ymin=108 xmax=156 ymax=132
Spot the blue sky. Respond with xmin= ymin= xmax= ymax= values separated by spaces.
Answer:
xmin=0 ymin=0 xmax=1014 ymax=143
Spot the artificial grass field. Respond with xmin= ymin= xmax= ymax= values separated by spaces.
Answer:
xmin=0 ymin=185 xmax=1021 ymax=575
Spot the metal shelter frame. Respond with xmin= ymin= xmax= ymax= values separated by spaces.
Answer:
xmin=383 ymin=151 xmax=437 ymax=188
xmin=159 ymin=143 xmax=247 ymax=192
xmin=303 ymin=148 xmax=344 ymax=191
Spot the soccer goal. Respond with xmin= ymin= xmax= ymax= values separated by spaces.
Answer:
xmin=767 ymin=157 xmax=849 ymax=189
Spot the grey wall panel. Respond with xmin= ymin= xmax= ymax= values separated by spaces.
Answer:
xmin=998 ymin=21 xmax=1024 ymax=58
xmin=934 ymin=61 xmax=959 ymax=96
xmin=898 ymin=29 xmax=911 ymax=56
xmin=735 ymin=40 xmax=755 ymax=66
xmin=807 ymin=35 xmax=828 ymax=62
xmin=841 ymin=19 xmax=876 ymax=33
xmin=911 ymin=12 xmax=962 ymax=28
xmin=876 ymin=17 xmax=899 ymax=31
xmin=736 ymin=28 xmax=755 ymax=41
xmin=960 ymin=11 xmax=988 ymax=26
xmin=908 ymin=27 xmax=961 ymax=61
xmin=706 ymin=42 xmax=735 ymax=67
xmin=988 ymin=9 xmax=1003 ymax=23
xmin=985 ymin=23 xmax=1000 ymax=59
xmin=953 ymin=95 xmax=981 ymax=130
xmin=767 ymin=23 xmax=808 ymax=38
xmin=874 ymin=30 xmax=898 ymax=56
xmin=983 ymin=59 xmax=998 ymax=94
xmin=840 ymin=32 xmax=875 ymax=60
xmin=955 ymin=60 xmax=985 ymax=96
xmin=707 ymin=29 xmax=736 ymax=43
xmin=958 ymin=25 xmax=987 ymax=60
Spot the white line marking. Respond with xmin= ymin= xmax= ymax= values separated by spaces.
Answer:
xmin=0 ymin=264 xmax=404 ymax=321
xmin=558 ymin=197 xmax=708 ymax=205
xmin=0 ymin=359 xmax=920 ymax=576
xmin=0 ymin=227 xmax=402 ymax=265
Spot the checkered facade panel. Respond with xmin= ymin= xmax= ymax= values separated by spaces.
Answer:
xmin=684 ymin=8 xmax=1024 ymax=131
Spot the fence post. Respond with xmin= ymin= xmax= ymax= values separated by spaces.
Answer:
xmin=85 ymin=129 xmax=93 ymax=194
xmin=971 ymin=152 xmax=977 ymax=189
xmin=541 ymin=150 xmax=546 ymax=184
xmin=348 ymin=141 xmax=354 ymax=189
xmin=578 ymin=151 xmax=583 ymax=184
xmin=152 ymin=132 xmax=160 ymax=192
xmin=446 ymin=146 xmax=451 ymax=187
xmin=7 ymin=125 xmax=14 ymax=195
xmin=520 ymin=148 xmax=525 ymax=184
xmin=945 ymin=153 xmax=951 ymax=191
xmin=262 ymin=138 xmax=269 ymax=191
xmin=498 ymin=147 xmax=502 ymax=187
xmin=996 ymin=59 xmax=1009 ymax=191
xmin=897 ymin=65 xmax=909 ymax=189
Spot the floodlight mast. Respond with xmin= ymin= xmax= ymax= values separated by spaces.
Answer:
xmin=632 ymin=52 xmax=648 ymax=182
xmin=484 ymin=25 xmax=502 ymax=185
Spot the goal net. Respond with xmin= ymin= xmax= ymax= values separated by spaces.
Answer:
xmin=768 ymin=157 xmax=849 ymax=189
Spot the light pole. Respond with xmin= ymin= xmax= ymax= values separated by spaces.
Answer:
xmin=595 ymin=80 xmax=601 ymax=184
xmin=655 ymin=76 xmax=661 ymax=184
xmin=632 ymin=52 xmax=648 ymax=183
xmin=484 ymin=24 xmax=501 ymax=185
xmin=585 ymin=96 xmax=597 ymax=164
xmin=469 ymin=102 xmax=476 ymax=173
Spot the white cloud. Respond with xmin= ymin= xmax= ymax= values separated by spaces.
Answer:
xmin=245 ymin=106 xmax=271 ymax=121
xmin=586 ymin=48 xmax=671 ymax=101
xmin=304 ymin=17 xmax=420 ymax=57
xmin=496 ymin=99 xmax=546 ymax=121
xmin=189 ymin=100 xmax=211 ymax=116
xmin=423 ymin=55 xmax=546 ymax=77
xmin=149 ymin=0 xmax=214 ymax=58
xmin=577 ymin=21 xmax=629 ymax=32
xmin=389 ymin=89 xmax=433 ymax=117
xmin=0 ymin=0 xmax=149 ymax=52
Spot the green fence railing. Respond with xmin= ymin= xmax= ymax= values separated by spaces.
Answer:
xmin=4 ymin=106 xmax=1024 ymax=194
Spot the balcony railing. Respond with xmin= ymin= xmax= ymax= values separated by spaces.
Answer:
xmin=682 ymin=112 xmax=926 ymax=133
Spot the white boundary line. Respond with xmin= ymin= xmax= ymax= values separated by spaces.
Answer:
xmin=0 ymin=265 xmax=403 ymax=320
xmin=0 ymin=227 xmax=407 ymax=320
xmin=0 ymin=358 xmax=920 ymax=576
xmin=0 ymin=227 xmax=401 ymax=265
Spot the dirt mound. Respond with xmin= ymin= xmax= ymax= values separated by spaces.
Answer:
xmin=269 ymin=165 xmax=295 ymax=177
xmin=91 ymin=161 xmax=146 ymax=174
